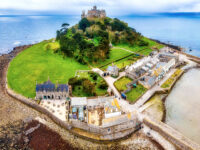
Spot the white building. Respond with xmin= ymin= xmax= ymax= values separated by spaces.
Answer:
xmin=162 ymin=58 xmax=176 ymax=73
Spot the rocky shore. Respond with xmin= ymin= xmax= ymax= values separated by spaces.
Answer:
xmin=0 ymin=45 xmax=163 ymax=150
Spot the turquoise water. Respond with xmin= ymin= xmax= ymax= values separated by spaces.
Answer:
xmin=1 ymin=13 xmax=200 ymax=56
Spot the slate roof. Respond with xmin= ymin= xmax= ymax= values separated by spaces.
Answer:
xmin=57 ymin=84 xmax=68 ymax=92
xmin=107 ymin=65 xmax=118 ymax=73
xmin=36 ymin=80 xmax=68 ymax=92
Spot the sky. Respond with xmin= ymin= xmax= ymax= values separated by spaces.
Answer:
xmin=0 ymin=0 xmax=200 ymax=15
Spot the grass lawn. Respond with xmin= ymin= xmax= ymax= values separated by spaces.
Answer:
xmin=126 ymin=84 xmax=147 ymax=103
xmin=94 ymin=47 xmax=132 ymax=68
xmin=102 ymin=55 xmax=141 ymax=70
xmin=73 ymin=71 xmax=108 ymax=97
xmin=161 ymin=69 xmax=183 ymax=88
xmin=114 ymin=77 xmax=132 ymax=92
xmin=7 ymin=40 xmax=89 ymax=98
xmin=114 ymin=37 xmax=164 ymax=56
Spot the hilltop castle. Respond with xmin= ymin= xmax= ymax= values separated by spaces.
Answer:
xmin=81 ymin=6 xmax=106 ymax=19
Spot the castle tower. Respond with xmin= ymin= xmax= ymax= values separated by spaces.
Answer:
xmin=81 ymin=10 xmax=86 ymax=19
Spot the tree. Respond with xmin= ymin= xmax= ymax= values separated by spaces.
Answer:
xmin=56 ymin=23 xmax=70 ymax=40
xmin=99 ymin=80 xmax=108 ymax=90
xmin=82 ymin=79 xmax=95 ymax=95
xmin=78 ymin=18 xmax=91 ymax=32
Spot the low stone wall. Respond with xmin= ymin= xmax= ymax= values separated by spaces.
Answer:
xmin=143 ymin=117 xmax=200 ymax=150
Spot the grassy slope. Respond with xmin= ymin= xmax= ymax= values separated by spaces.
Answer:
xmin=114 ymin=37 xmax=164 ymax=56
xmin=7 ymin=41 xmax=89 ymax=98
xmin=92 ymin=47 xmax=132 ymax=68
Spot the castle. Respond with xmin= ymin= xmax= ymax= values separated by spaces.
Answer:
xmin=81 ymin=6 xmax=106 ymax=19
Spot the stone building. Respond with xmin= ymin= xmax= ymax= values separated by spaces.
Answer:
xmin=36 ymin=79 xmax=69 ymax=100
xmin=81 ymin=6 xmax=106 ymax=19
xmin=107 ymin=64 xmax=119 ymax=77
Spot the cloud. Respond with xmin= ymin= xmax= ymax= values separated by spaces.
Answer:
xmin=0 ymin=0 xmax=199 ymax=15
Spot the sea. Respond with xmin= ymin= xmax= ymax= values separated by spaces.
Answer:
xmin=1 ymin=13 xmax=200 ymax=57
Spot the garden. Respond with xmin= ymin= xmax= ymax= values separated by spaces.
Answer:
xmin=114 ymin=77 xmax=132 ymax=92
xmin=161 ymin=69 xmax=183 ymax=88
xmin=69 ymin=71 xmax=108 ymax=97
xmin=126 ymin=84 xmax=147 ymax=103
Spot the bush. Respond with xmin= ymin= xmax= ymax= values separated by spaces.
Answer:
xmin=138 ymin=40 xmax=149 ymax=46
xmin=88 ymin=72 xmax=98 ymax=81
xmin=99 ymin=80 xmax=108 ymax=90
xmin=82 ymin=79 xmax=95 ymax=95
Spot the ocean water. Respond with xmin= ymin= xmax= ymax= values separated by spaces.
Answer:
xmin=0 ymin=13 xmax=200 ymax=56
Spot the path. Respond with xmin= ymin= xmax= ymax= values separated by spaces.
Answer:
xmin=113 ymin=47 xmax=135 ymax=54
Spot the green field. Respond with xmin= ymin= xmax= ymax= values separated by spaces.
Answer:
xmin=126 ymin=84 xmax=147 ymax=103
xmin=7 ymin=41 xmax=89 ymax=98
xmin=114 ymin=77 xmax=132 ymax=92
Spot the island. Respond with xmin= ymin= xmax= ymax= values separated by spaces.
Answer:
xmin=4 ymin=6 xmax=200 ymax=150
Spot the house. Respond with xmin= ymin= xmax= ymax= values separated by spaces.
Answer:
xmin=107 ymin=65 xmax=119 ymax=77
xmin=139 ymin=76 xmax=156 ymax=89
xmin=36 ymin=79 xmax=69 ymax=100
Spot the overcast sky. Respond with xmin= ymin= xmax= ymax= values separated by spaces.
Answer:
xmin=0 ymin=0 xmax=200 ymax=15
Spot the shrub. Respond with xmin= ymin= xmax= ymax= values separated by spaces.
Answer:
xmin=138 ymin=40 xmax=149 ymax=46
xmin=99 ymin=80 xmax=108 ymax=90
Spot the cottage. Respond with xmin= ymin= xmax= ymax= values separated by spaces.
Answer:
xmin=107 ymin=65 xmax=119 ymax=77
xmin=36 ymin=79 xmax=69 ymax=100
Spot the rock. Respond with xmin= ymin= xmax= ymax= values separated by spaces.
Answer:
xmin=23 ymin=136 xmax=29 ymax=143
xmin=24 ymin=124 xmax=40 ymax=135
xmin=23 ymin=117 xmax=33 ymax=124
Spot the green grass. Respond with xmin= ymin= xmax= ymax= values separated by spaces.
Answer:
xmin=73 ymin=71 xmax=108 ymax=97
xmin=114 ymin=77 xmax=132 ymax=92
xmin=161 ymin=69 xmax=183 ymax=88
xmin=93 ymin=47 xmax=132 ymax=68
xmin=46 ymin=41 xmax=60 ymax=52
xmin=113 ymin=37 xmax=164 ymax=56
xmin=92 ymin=38 xmax=163 ymax=68
xmin=126 ymin=84 xmax=147 ymax=103
xmin=7 ymin=41 xmax=89 ymax=98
